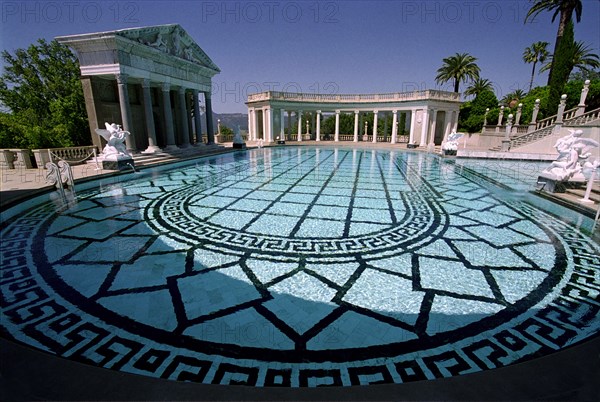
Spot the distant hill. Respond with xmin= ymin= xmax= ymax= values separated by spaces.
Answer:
xmin=198 ymin=113 xmax=248 ymax=133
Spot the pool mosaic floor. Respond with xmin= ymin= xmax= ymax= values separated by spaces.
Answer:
xmin=1 ymin=147 xmax=599 ymax=387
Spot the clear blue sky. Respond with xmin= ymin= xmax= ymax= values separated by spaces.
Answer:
xmin=1 ymin=0 xmax=599 ymax=113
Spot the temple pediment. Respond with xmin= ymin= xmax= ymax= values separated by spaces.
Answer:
xmin=116 ymin=24 xmax=220 ymax=73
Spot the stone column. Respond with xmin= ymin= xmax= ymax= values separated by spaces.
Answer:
xmin=161 ymin=82 xmax=178 ymax=150
xmin=576 ymin=80 xmax=591 ymax=117
xmin=353 ymin=110 xmax=359 ymax=142
xmin=287 ymin=110 xmax=292 ymax=139
xmin=553 ymin=94 xmax=568 ymax=134
xmin=247 ymin=109 xmax=254 ymax=140
xmin=515 ymin=103 xmax=523 ymax=126
xmin=409 ymin=109 xmax=417 ymax=144
xmin=528 ymin=99 xmax=541 ymax=133
xmin=443 ymin=110 xmax=452 ymax=142
xmin=391 ymin=110 xmax=398 ymax=144
xmin=316 ymin=110 xmax=321 ymax=141
xmin=482 ymin=108 xmax=490 ymax=133
xmin=141 ymin=79 xmax=160 ymax=153
xmin=501 ymin=114 xmax=513 ymax=152
xmin=280 ymin=109 xmax=285 ymax=140
xmin=428 ymin=109 xmax=437 ymax=146
xmin=334 ymin=110 xmax=340 ymax=142
xmin=297 ymin=110 xmax=303 ymax=141
xmin=178 ymin=87 xmax=191 ymax=148
xmin=372 ymin=110 xmax=378 ymax=143
xmin=205 ymin=92 xmax=215 ymax=144
xmin=262 ymin=109 xmax=268 ymax=141
xmin=265 ymin=107 xmax=274 ymax=142
xmin=193 ymin=91 xmax=204 ymax=145
xmin=420 ymin=109 xmax=429 ymax=146
xmin=496 ymin=106 xmax=504 ymax=133
xmin=555 ymin=94 xmax=567 ymax=124
xmin=116 ymin=73 xmax=136 ymax=151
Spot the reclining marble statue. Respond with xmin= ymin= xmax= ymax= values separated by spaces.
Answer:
xmin=94 ymin=123 xmax=135 ymax=170
xmin=538 ymin=129 xmax=599 ymax=192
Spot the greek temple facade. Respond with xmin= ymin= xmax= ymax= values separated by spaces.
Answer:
xmin=245 ymin=90 xmax=462 ymax=146
xmin=57 ymin=24 xmax=220 ymax=153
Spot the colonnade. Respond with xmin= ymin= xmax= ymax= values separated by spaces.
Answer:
xmin=114 ymin=73 xmax=215 ymax=153
xmin=247 ymin=106 xmax=458 ymax=146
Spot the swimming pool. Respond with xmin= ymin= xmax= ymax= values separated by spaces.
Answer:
xmin=1 ymin=147 xmax=598 ymax=387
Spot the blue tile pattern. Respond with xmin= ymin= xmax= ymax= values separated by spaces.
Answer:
xmin=1 ymin=147 xmax=599 ymax=388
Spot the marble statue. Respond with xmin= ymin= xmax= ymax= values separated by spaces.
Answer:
xmin=94 ymin=123 xmax=135 ymax=170
xmin=233 ymin=125 xmax=246 ymax=149
xmin=95 ymin=123 xmax=131 ymax=158
xmin=540 ymin=129 xmax=599 ymax=182
xmin=442 ymin=132 xmax=463 ymax=155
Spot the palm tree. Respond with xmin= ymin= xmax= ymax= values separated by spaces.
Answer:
xmin=523 ymin=41 xmax=550 ymax=91
xmin=540 ymin=41 xmax=600 ymax=74
xmin=502 ymin=89 xmax=527 ymax=108
xmin=435 ymin=53 xmax=481 ymax=93
xmin=525 ymin=0 xmax=583 ymax=83
xmin=464 ymin=78 xmax=494 ymax=98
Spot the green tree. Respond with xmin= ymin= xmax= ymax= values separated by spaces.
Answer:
xmin=219 ymin=124 xmax=233 ymax=136
xmin=525 ymin=0 xmax=583 ymax=84
xmin=545 ymin=20 xmax=576 ymax=115
xmin=516 ymin=86 xmax=550 ymax=124
xmin=464 ymin=78 xmax=494 ymax=98
xmin=398 ymin=112 xmax=407 ymax=135
xmin=435 ymin=53 xmax=481 ymax=93
xmin=502 ymin=89 xmax=528 ymax=108
xmin=523 ymin=41 xmax=550 ymax=91
xmin=458 ymin=89 xmax=498 ymax=133
xmin=0 ymin=39 xmax=88 ymax=149
xmin=321 ymin=113 xmax=355 ymax=136
xmin=570 ymin=69 xmax=600 ymax=81
xmin=541 ymin=41 xmax=600 ymax=75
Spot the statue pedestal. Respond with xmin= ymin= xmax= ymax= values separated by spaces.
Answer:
xmin=101 ymin=155 xmax=135 ymax=171
xmin=537 ymin=175 xmax=585 ymax=193
xmin=501 ymin=139 xmax=511 ymax=152
xmin=233 ymin=142 xmax=247 ymax=149
xmin=277 ymin=140 xmax=286 ymax=145
xmin=407 ymin=143 xmax=418 ymax=149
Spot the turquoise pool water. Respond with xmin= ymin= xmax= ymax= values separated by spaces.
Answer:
xmin=1 ymin=147 xmax=598 ymax=387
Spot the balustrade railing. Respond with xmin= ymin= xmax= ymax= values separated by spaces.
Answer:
xmin=261 ymin=133 xmax=409 ymax=143
xmin=215 ymin=133 xmax=248 ymax=143
xmin=513 ymin=125 xmax=529 ymax=135
xmin=33 ymin=146 xmax=98 ymax=168
xmin=564 ymin=107 xmax=600 ymax=126
xmin=247 ymin=90 xmax=460 ymax=104
xmin=0 ymin=149 xmax=34 ymax=169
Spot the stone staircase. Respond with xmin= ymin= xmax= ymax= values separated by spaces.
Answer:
xmin=489 ymin=107 xmax=600 ymax=152
xmin=133 ymin=144 xmax=227 ymax=167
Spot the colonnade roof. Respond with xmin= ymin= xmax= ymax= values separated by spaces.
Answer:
xmin=246 ymin=90 xmax=462 ymax=112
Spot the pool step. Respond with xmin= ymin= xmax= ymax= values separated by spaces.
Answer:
xmin=132 ymin=145 xmax=227 ymax=167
